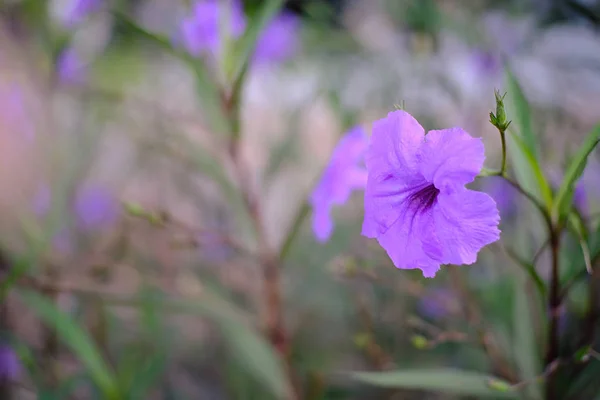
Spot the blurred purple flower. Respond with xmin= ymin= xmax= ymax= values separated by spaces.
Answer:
xmin=180 ymin=0 xmax=246 ymax=57
xmin=362 ymin=110 xmax=500 ymax=278
xmin=310 ymin=126 xmax=369 ymax=242
xmin=471 ymin=49 xmax=502 ymax=79
xmin=74 ymin=184 xmax=118 ymax=230
xmin=179 ymin=1 xmax=299 ymax=64
xmin=253 ymin=12 xmax=300 ymax=64
xmin=56 ymin=48 xmax=87 ymax=84
xmin=61 ymin=0 xmax=102 ymax=28
xmin=417 ymin=288 xmax=457 ymax=320
xmin=484 ymin=176 xmax=518 ymax=219
xmin=548 ymin=169 xmax=588 ymax=215
xmin=0 ymin=346 xmax=20 ymax=381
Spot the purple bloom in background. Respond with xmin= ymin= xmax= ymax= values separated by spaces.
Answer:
xmin=253 ymin=12 xmax=300 ymax=64
xmin=310 ymin=126 xmax=369 ymax=242
xmin=548 ymin=169 xmax=588 ymax=215
xmin=0 ymin=346 xmax=20 ymax=381
xmin=362 ymin=110 xmax=500 ymax=278
xmin=74 ymin=184 xmax=118 ymax=230
xmin=471 ymin=49 xmax=502 ymax=79
xmin=417 ymin=288 xmax=458 ymax=320
xmin=180 ymin=0 xmax=246 ymax=57
xmin=61 ymin=0 xmax=102 ymax=28
xmin=56 ymin=47 xmax=87 ymax=84
xmin=484 ymin=176 xmax=518 ymax=219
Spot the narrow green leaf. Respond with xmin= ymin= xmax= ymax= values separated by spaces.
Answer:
xmin=568 ymin=211 xmax=593 ymax=274
xmin=227 ymin=0 xmax=285 ymax=82
xmin=350 ymin=369 xmax=516 ymax=397
xmin=505 ymin=247 xmax=547 ymax=299
xmin=552 ymin=124 xmax=600 ymax=223
xmin=166 ymin=292 xmax=290 ymax=399
xmin=505 ymin=68 xmax=537 ymax=156
xmin=504 ymin=68 xmax=553 ymax=211
xmin=513 ymin=272 xmax=543 ymax=399
xmin=506 ymin=128 xmax=553 ymax=211
xmin=18 ymin=290 xmax=119 ymax=399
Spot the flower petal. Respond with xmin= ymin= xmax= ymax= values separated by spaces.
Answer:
xmin=418 ymin=127 xmax=485 ymax=193
xmin=433 ymin=188 xmax=500 ymax=265
xmin=362 ymin=110 xmax=427 ymax=237
xmin=310 ymin=126 xmax=368 ymax=242
xmin=374 ymin=208 xmax=442 ymax=277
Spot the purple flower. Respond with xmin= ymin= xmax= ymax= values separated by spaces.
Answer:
xmin=362 ymin=110 xmax=500 ymax=278
xmin=180 ymin=0 xmax=246 ymax=57
xmin=56 ymin=48 xmax=87 ymax=84
xmin=74 ymin=184 xmax=118 ymax=230
xmin=61 ymin=0 xmax=102 ymax=28
xmin=253 ymin=12 xmax=300 ymax=64
xmin=470 ymin=49 xmax=501 ymax=79
xmin=0 ymin=346 xmax=20 ymax=381
xmin=484 ymin=176 xmax=518 ymax=219
xmin=417 ymin=288 xmax=458 ymax=320
xmin=310 ymin=126 xmax=369 ymax=242
xmin=548 ymin=169 xmax=588 ymax=215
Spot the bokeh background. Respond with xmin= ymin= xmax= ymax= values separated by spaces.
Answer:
xmin=1 ymin=0 xmax=600 ymax=399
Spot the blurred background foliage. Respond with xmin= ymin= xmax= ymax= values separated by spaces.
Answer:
xmin=0 ymin=0 xmax=599 ymax=399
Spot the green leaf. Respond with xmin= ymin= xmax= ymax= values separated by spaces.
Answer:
xmin=513 ymin=271 xmax=543 ymax=399
xmin=227 ymin=0 xmax=285 ymax=82
xmin=111 ymin=11 xmax=229 ymax=135
xmin=17 ymin=290 xmax=120 ymax=399
xmin=552 ymin=124 xmax=600 ymax=223
xmin=350 ymin=369 xmax=516 ymax=397
xmin=165 ymin=291 xmax=291 ymax=399
xmin=568 ymin=211 xmax=593 ymax=274
xmin=505 ymin=68 xmax=537 ymax=157
xmin=504 ymin=70 xmax=553 ymax=211
xmin=506 ymin=128 xmax=553 ymax=211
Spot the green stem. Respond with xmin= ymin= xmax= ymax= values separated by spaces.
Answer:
xmin=545 ymin=229 xmax=562 ymax=400
xmin=499 ymin=129 xmax=507 ymax=175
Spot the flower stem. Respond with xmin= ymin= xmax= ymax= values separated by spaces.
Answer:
xmin=499 ymin=128 xmax=507 ymax=176
xmin=225 ymin=88 xmax=298 ymax=399
xmin=545 ymin=229 xmax=562 ymax=400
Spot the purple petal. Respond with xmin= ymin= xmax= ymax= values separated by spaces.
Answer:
xmin=179 ymin=0 xmax=246 ymax=57
xmin=373 ymin=204 xmax=442 ymax=277
xmin=0 ymin=346 xmax=20 ymax=381
xmin=433 ymin=188 xmax=500 ymax=265
xmin=362 ymin=110 xmax=500 ymax=277
xmin=253 ymin=12 xmax=300 ymax=64
xmin=310 ymin=126 xmax=369 ymax=242
xmin=484 ymin=176 xmax=518 ymax=218
xmin=56 ymin=48 xmax=87 ymax=84
xmin=62 ymin=0 xmax=102 ymax=28
xmin=74 ymin=185 xmax=118 ymax=230
xmin=362 ymin=110 xmax=426 ymax=238
xmin=418 ymin=127 xmax=485 ymax=194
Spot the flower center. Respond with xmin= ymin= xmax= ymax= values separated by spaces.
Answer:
xmin=407 ymin=183 xmax=440 ymax=215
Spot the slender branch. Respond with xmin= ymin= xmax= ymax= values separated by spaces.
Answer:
xmin=545 ymin=229 xmax=562 ymax=399
xmin=500 ymin=129 xmax=507 ymax=175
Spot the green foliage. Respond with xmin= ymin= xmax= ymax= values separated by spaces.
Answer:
xmin=351 ymin=369 xmax=517 ymax=397
xmin=552 ymin=124 xmax=600 ymax=224
xmin=504 ymin=68 xmax=553 ymax=211
xmin=18 ymin=290 xmax=120 ymax=399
